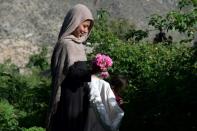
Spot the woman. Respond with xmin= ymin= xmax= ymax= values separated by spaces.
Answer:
xmin=46 ymin=4 xmax=94 ymax=131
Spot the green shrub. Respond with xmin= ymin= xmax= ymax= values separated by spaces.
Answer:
xmin=22 ymin=127 xmax=44 ymax=131
xmin=0 ymin=59 xmax=51 ymax=128
xmin=148 ymin=0 xmax=197 ymax=41
xmin=0 ymin=100 xmax=19 ymax=131
xmin=17 ymin=71 xmax=51 ymax=128
xmin=26 ymin=46 xmax=49 ymax=70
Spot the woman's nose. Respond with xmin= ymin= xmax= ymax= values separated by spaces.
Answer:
xmin=84 ymin=27 xmax=89 ymax=33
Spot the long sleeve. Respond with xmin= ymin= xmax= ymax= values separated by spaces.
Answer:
xmin=105 ymin=86 xmax=124 ymax=130
xmin=66 ymin=61 xmax=91 ymax=82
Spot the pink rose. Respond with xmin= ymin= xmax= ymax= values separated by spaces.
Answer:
xmin=93 ymin=53 xmax=113 ymax=78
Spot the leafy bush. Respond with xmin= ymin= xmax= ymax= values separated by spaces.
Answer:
xmin=125 ymin=29 xmax=148 ymax=42
xmin=26 ymin=47 xmax=49 ymax=70
xmin=0 ymin=100 xmax=19 ymax=131
xmin=148 ymin=0 xmax=197 ymax=41
xmin=0 ymin=54 xmax=51 ymax=129
xmin=17 ymin=71 xmax=51 ymax=128
xmin=22 ymin=127 xmax=44 ymax=131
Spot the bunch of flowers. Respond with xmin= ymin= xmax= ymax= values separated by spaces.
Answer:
xmin=92 ymin=53 xmax=113 ymax=78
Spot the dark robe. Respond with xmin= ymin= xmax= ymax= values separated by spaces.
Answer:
xmin=50 ymin=61 xmax=91 ymax=131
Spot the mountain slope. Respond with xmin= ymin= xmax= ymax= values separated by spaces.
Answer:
xmin=0 ymin=0 xmax=179 ymax=67
xmin=0 ymin=0 xmax=178 ymax=44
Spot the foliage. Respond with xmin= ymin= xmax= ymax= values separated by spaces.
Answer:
xmin=0 ymin=100 xmax=19 ymax=131
xmin=0 ymin=61 xmax=22 ymax=105
xmin=21 ymin=127 xmax=44 ymax=131
xmin=0 ymin=52 xmax=51 ymax=129
xmin=178 ymin=0 xmax=197 ymax=9
xmin=148 ymin=0 xmax=197 ymax=41
xmin=17 ymin=70 xmax=51 ymax=128
xmin=88 ymin=9 xmax=119 ymax=44
xmin=88 ymin=9 xmax=146 ymax=43
xmin=125 ymin=29 xmax=148 ymax=42
xmin=26 ymin=46 xmax=49 ymax=70
xmin=148 ymin=14 xmax=168 ymax=31
xmin=109 ymin=18 xmax=136 ymax=41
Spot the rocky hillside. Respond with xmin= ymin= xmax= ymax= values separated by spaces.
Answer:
xmin=0 ymin=0 xmax=178 ymax=67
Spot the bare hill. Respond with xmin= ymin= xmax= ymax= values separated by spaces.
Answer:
xmin=0 ymin=0 xmax=178 ymax=45
xmin=0 ymin=0 xmax=179 ymax=67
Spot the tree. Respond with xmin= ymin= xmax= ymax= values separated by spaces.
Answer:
xmin=148 ymin=0 xmax=197 ymax=42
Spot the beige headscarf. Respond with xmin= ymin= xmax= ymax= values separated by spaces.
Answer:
xmin=58 ymin=4 xmax=94 ymax=43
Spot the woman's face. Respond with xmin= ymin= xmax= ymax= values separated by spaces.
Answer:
xmin=72 ymin=20 xmax=91 ymax=38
